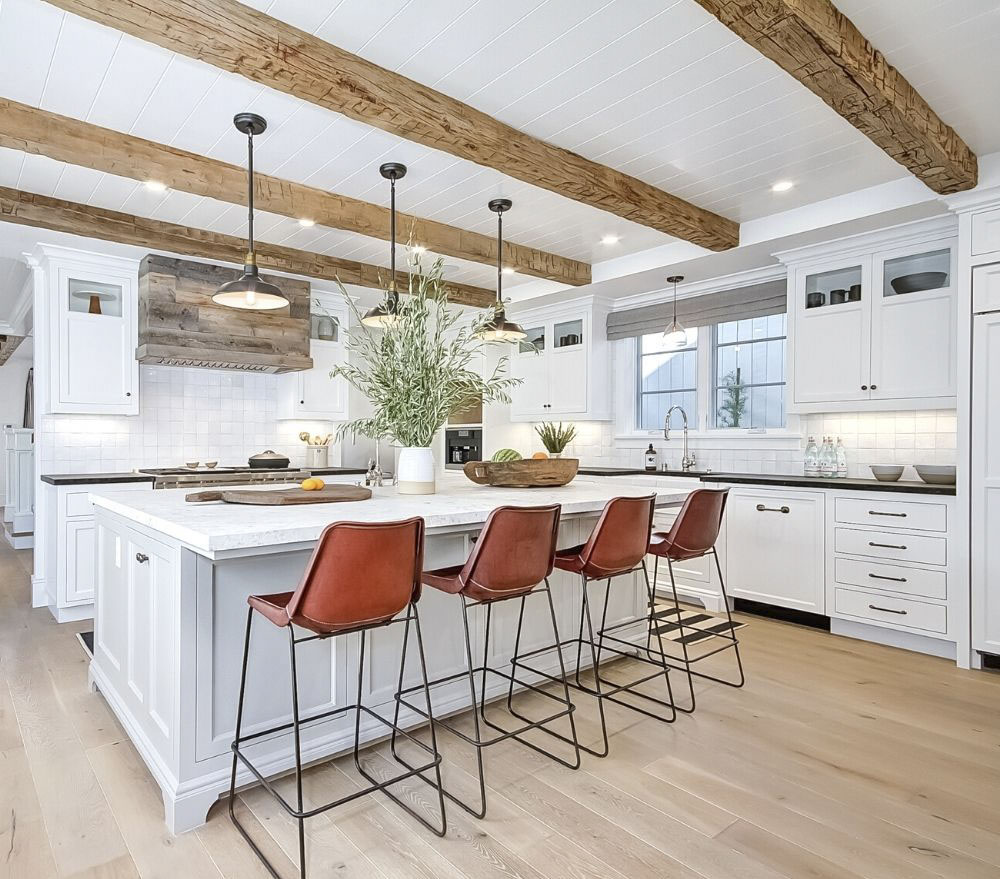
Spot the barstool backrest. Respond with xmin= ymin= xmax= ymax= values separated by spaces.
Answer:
xmin=286 ymin=517 xmax=425 ymax=633
xmin=578 ymin=494 xmax=656 ymax=578
xmin=660 ymin=488 xmax=728 ymax=559
xmin=460 ymin=504 xmax=561 ymax=600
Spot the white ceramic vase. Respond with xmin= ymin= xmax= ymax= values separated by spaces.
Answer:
xmin=397 ymin=446 xmax=436 ymax=495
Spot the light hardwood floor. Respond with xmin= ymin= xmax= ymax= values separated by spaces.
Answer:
xmin=2 ymin=537 xmax=999 ymax=879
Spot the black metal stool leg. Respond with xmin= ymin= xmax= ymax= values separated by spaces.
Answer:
xmin=712 ymin=549 xmax=746 ymax=688
xmin=664 ymin=557 xmax=698 ymax=712
xmin=288 ymin=627 xmax=307 ymax=879
xmin=506 ymin=595 xmax=528 ymax=714
xmin=577 ymin=575 xmax=610 ymax=757
xmin=227 ymin=607 xmax=253 ymax=826
xmin=459 ymin=596 xmax=489 ymax=819
xmin=410 ymin=604 xmax=448 ymax=835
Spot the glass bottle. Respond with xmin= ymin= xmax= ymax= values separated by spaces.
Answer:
xmin=835 ymin=437 xmax=848 ymax=478
xmin=803 ymin=436 xmax=819 ymax=476
xmin=644 ymin=443 xmax=658 ymax=472
xmin=820 ymin=436 xmax=836 ymax=478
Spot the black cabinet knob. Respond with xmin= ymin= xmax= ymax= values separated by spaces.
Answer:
xmin=135 ymin=552 xmax=148 ymax=564
xmin=126 ymin=392 xmax=131 ymax=397
xmin=861 ymin=385 xmax=868 ymax=391
xmin=870 ymin=384 xmax=877 ymax=390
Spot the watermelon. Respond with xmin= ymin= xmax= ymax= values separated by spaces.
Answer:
xmin=492 ymin=448 xmax=522 ymax=463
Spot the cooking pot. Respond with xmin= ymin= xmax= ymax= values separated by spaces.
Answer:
xmin=248 ymin=450 xmax=290 ymax=470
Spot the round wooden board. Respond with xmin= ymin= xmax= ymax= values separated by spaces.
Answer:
xmin=186 ymin=484 xmax=372 ymax=505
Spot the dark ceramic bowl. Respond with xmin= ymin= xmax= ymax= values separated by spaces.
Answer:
xmin=890 ymin=272 xmax=947 ymax=295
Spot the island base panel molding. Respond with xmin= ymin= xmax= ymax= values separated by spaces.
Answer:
xmin=90 ymin=510 xmax=649 ymax=833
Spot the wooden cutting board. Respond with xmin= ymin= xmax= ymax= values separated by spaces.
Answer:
xmin=185 ymin=485 xmax=372 ymax=505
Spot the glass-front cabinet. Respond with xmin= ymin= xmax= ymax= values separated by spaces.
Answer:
xmin=783 ymin=220 xmax=957 ymax=413
xmin=39 ymin=247 xmax=140 ymax=416
xmin=508 ymin=297 xmax=611 ymax=422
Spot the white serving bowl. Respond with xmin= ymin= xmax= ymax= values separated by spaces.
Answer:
xmin=914 ymin=465 xmax=956 ymax=485
xmin=870 ymin=465 xmax=904 ymax=482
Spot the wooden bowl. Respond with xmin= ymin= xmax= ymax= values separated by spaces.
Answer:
xmin=463 ymin=458 xmax=579 ymax=488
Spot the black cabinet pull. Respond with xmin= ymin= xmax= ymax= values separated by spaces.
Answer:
xmin=868 ymin=510 xmax=907 ymax=518
xmin=135 ymin=552 xmax=149 ymax=563
xmin=868 ymin=603 xmax=907 ymax=615
xmin=868 ymin=572 xmax=907 ymax=583
xmin=869 ymin=541 xmax=907 ymax=550
xmin=756 ymin=504 xmax=790 ymax=514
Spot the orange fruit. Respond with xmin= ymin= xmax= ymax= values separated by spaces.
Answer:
xmin=532 ymin=451 xmax=549 ymax=459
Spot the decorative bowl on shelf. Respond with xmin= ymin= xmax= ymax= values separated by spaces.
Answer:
xmin=870 ymin=465 xmax=904 ymax=482
xmin=463 ymin=458 xmax=578 ymax=488
xmin=914 ymin=465 xmax=956 ymax=485
xmin=890 ymin=271 xmax=948 ymax=295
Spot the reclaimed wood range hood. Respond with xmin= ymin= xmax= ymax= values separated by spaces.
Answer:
xmin=136 ymin=255 xmax=313 ymax=373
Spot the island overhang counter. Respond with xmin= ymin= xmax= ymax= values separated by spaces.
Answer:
xmin=88 ymin=477 xmax=692 ymax=833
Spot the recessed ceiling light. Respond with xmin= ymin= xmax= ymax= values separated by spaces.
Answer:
xmin=771 ymin=180 xmax=794 ymax=193
xmin=600 ymin=234 xmax=621 ymax=245
xmin=412 ymin=245 xmax=427 ymax=254
xmin=502 ymin=267 xmax=515 ymax=275
xmin=298 ymin=218 xmax=315 ymax=227
xmin=144 ymin=180 xmax=167 ymax=193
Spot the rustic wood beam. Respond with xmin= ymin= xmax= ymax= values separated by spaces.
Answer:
xmin=45 ymin=0 xmax=739 ymax=251
xmin=0 ymin=187 xmax=495 ymax=308
xmin=0 ymin=99 xmax=589 ymax=287
xmin=691 ymin=0 xmax=977 ymax=194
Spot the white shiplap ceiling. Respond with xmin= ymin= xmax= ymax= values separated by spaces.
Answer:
xmin=0 ymin=0 xmax=994 ymax=304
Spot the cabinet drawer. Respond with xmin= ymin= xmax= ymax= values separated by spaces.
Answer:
xmin=834 ymin=497 xmax=947 ymax=532
xmin=972 ymin=209 xmax=1000 ymax=256
xmin=834 ymin=527 xmax=947 ymax=566
xmin=973 ymin=262 xmax=1000 ymax=314
xmin=65 ymin=490 xmax=95 ymax=518
xmin=833 ymin=587 xmax=947 ymax=634
xmin=834 ymin=557 xmax=946 ymax=600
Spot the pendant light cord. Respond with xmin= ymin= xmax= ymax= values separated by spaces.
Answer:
xmin=246 ymin=130 xmax=254 ymax=260
xmin=496 ymin=208 xmax=503 ymax=308
xmin=388 ymin=175 xmax=397 ymax=294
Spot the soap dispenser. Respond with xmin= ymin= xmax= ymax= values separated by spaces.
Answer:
xmin=644 ymin=443 xmax=658 ymax=472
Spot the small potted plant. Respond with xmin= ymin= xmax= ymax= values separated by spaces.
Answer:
xmin=535 ymin=422 xmax=577 ymax=459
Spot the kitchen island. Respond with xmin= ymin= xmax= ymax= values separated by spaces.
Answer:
xmin=88 ymin=476 xmax=692 ymax=833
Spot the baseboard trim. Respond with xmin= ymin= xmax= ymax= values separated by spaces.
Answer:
xmin=733 ymin=597 xmax=830 ymax=631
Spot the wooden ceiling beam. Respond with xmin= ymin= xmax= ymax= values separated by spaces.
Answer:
xmin=0 ymin=99 xmax=589 ymax=287
xmin=45 ymin=0 xmax=739 ymax=251
xmin=692 ymin=0 xmax=977 ymax=194
xmin=0 ymin=187 xmax=496 ymax=308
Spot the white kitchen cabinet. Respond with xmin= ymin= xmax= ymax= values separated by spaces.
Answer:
xmin=277 ymin=294 xmax=349 ymax=421
xmin=2 ymin=427 xmax=33 ymax=549
xmin=780 ymin=219 xmax=958 ymax=413
xmin=508 ymin=296 xmax=611 ymax=422
xmin=43 ymin=479 xmax=152 ymax=622
xmin=34 ymin=246 xmax=140 ymax=416
xmin=724 ymin=487 xmax=826 ymax=613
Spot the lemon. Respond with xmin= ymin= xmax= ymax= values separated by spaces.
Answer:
xmin=300 ymin=477 xmax=319 ymax=491
xmin=312 ymin=477 xmax=325 ymax=490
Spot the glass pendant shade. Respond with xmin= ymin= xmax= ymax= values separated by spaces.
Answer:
xmin=214 ymin=113 xmax=289 ymax=311
xmin=662 ymin=274 xmax=686 ymax=348
xmin=476 ymin=198 xmax=526 ymax=342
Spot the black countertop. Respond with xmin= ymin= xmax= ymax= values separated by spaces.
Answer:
xmin=578 ymin=467 xmax=705 ymax=477
xmin=306 ymin=467 xmax=371 ymax=476
xmin=41 ymin=473 xmax=156 ymax=486
xmin=701 ymin=473 xmax=955 ymax=495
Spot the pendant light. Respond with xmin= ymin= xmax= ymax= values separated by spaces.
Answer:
xmin=212 ymin=113 xmax=288 ymax=310
xmin=361 ymin=162 xmax=407 ymax=328
xmin=663 ymin=274 xmax=687 ymax=348
xmin=476 ymin=198 xmax=526 ymax=342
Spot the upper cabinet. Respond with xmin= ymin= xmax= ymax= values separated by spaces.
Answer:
xmin=34 ymin=246 xmax=140 ymax=416
xmin=507 ymin=297 xmax=612 ymax=422
xmin=780 ymin=219 xmax=958 ymax=413
xmin=277 ymin=292 xmax=349 ymax=421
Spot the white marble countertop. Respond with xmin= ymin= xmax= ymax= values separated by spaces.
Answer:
xmin=90 ymin=474 xmax=692 ymax=557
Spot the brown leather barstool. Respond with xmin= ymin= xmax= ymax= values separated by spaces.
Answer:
xmin=228 ymin=518 xmax=445 ymax=879
xmin=647 ymin=487 xmax=744 ymax=713
xmin=512 ymin=494 xmax=669 ymax=758
xmin=394 ymin=504 xmax=579 ymax=819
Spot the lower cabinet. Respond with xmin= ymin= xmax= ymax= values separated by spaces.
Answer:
xmin=725 ymin=488 xmax=826 ymax=613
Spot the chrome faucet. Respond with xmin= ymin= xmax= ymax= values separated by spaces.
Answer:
xmin=663 ymin=405 xmax=696 ymax=472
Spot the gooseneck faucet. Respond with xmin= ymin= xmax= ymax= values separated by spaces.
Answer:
xmin=664 ymin=405 xmax=697 ymax=472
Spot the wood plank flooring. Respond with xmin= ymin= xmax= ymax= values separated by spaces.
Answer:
xmin=1 ymin=537 xmax=998 ymax=879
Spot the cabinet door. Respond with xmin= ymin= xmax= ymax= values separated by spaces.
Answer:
xmin=297 ymin=342 xmax=347 ymax=420
xmin=972 ymin=311 xmax=1000 ymax=654
xmin=509 ymin=324 xmax=550 ymax=418
xmin=725 ymin=490 xmax=825 ymax=613
xmin=55 ymin=267 xmax=138 ymax=415
xmin=791 ymin=263 xmax=870 ymax=405
xmin=549 ymin=318 xmax=587 ymax=414
xmin=65 ymin=519 xmax=96 ymax=605
xmin=870 ymin=246 xmax=956 ymax=402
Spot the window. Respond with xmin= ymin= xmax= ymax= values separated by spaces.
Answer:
xmin=631 ymin=313 xmax=787 ymax=432
xmin=713 ymin=314 xmax=786 ymax=428
xmin=636 ymin=328 xmax=698 ymax=430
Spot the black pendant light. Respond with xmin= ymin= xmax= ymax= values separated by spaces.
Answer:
xmin=212 ymin=113 xmax=288 ymax=310
xmin=663 ymin=274 xmax=687 ymax=348
xmin=361 ymin=162 xmax=407 ymax=328
xmin=476 ymin=198 xmax=526 ymax=342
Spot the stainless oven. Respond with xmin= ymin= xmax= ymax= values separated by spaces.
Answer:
xmin=445 ymin=428 xmax=482 ymax=470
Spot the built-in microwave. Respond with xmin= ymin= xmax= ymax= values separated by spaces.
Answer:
xmin=445 ymin=427 xmax=482 ymax=470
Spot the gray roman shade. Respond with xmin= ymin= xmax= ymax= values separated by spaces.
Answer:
xmin=606 ymin=277 xmax=787 ymax=341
